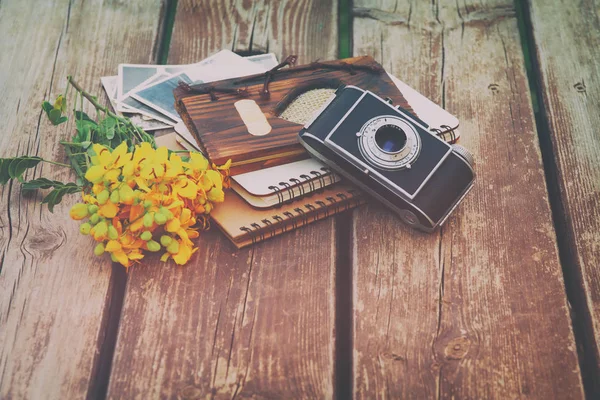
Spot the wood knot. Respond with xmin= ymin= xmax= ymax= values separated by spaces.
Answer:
xmin=573 ymin=81 xmax=586 ymax=93
xmin=488 ymin=83 xmax=499 ymax=94
xmin=444 ymin=336 xmax=471 ymax=360
xmin=25 ymin=226 xmax=66 ymax=254
xmin=179 ymin=385 xmax=203 ymax=399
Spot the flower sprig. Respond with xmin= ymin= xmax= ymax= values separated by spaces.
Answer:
xmin=0 ymin=76 xmax=230 ymax=267
xmin=70 ymin=142 xmax=229 ymax=267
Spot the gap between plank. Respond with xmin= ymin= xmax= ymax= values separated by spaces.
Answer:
xmin=157 ymin=0 xmax=179 ymax=65
xmin=86 ymin=265 xmax=128 ymax=400
xmin=335 ymin=2 xmax=354 ymax=399
xmin=85 ymin=2 xmax=180 ymax=398
xmin=515 ymin=0 xmax=598 ymax=398
xmin=335 ymin=214 xmax=354 ymax=400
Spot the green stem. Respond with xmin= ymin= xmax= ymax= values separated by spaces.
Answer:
xmin=59 ymin=141 xmax=86 ymax=147
xmin=67 ymin=76 xmax=156 ymax=148
xmin=67 ymin=76 xmax=118 ymax=119
xmin=43 ymin=159 xmax=72 ymax=168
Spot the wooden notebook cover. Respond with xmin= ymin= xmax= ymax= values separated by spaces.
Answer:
xmin=173 ymin=56 xmax=415 ymax=175
xmin=210 ymin=184 xmax=364 ymax=248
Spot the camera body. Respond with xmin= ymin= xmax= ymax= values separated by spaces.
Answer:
xmin=298 ymin=85 xmax=475 ymax=232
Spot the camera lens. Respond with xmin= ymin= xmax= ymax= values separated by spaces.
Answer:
xmin=375 ymin=124 xmax=407 ymax=153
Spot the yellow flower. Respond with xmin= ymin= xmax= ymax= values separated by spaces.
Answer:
xmin=172 ymin=241 xmax=196 ymax=265
xmin=70 ymin=203 xmax=89 ymax=220
xmin=75 ymin=143 xmax=230 ymax=268
xmin=188 ymin=153 xmax=209 ymax=171
xmin=173 ymin=179 xmax=198 ymax=199
xmin=98 ymin=201 xmax=119 ymax=218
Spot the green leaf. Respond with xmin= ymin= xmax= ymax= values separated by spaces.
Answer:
xmin=22 ymin=178 xmax=64 ymax=190
xmin=0 ymin=156 xmax=43 ymax=184
xmin=99 ymin=117 xmax=117 ymax=140
xmin=75 ymin=111 xmax=95 ymax=123
xmin=56 ymin=116 xmax=68 ymax=124
xmin=75 ymin=119 xmax=96 ymax=143
xmin=42 ymin=101 xmax=53 ymax=114
xmin=49 ymin=109 xmax=61 ymax=124
xmin=41 ymin=183 xmax=81 ymax=212
xmin=80 ymin=141 xmax=91 ymax=149
xmin=21 ymin=179 xmax=81 ymax=212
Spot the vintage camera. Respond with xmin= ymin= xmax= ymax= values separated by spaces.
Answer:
xmin=298 ymin=86 xmax=475 ymax=231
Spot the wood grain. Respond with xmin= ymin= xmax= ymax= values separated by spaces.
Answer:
xmin=0 ymin=0 xmax=163 ymax=398
xmin=106 ymin=1 xmax=340 ymax=398
xmin=351 ymin=0 xmax=585 ymax=398
xmin=169 ymin=0 xmax=338 ymax=65
xmin=526 ymin=0 xmax=600 ymax=395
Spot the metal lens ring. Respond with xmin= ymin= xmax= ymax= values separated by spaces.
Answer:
xmin=357 ymin=115 xmax=421 ymax=170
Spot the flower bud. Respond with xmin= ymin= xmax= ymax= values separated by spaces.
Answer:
xmin=154 ymin=213 xmax=167 ymax=225
xmin=159 ymin=207 xmax=174 ymax=220
xmin=160 ymin=235 xmax=172 ymax=247
xmin=87 ymin=204 xmax=99 ymax=214
xmin=69 ymin=203 xmax=89 ymax=220
xmin=97 ymin=190 xmax=110 ymax=205
xmin=140 ymin=231 xmax=152 ymax=241
xmin=108 ymin=225 xmax=119 ymax=240
xmin=94 ymin=243 xmax=105 ymax=256
xmin=110 ymin=190 xmax=120 ymax=204
xmin=119 ymin=185 xmax=134 ymax=205
xmin=147 ymin=240 xmax=161 ymax=252
xmin=79 ymin=222 xmax=91 ymax=235
xmin=90 ymin=213 xmax=100 ymax=225
xmin=143 ymin=213 xmax=154 ymax=228
xmin=143 ymin=200 xmax=153 ymax=209
xmin=154 ymin=212 xmax=167 ymax=225
xmin=166 ymin=240 xmax=180 ymax=254
xmin=93 ymin=221 xmax=108 ymax=241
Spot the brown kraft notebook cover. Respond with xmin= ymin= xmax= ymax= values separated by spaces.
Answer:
xmin=210 ymin=184 xmax=364 ymax=248
xmin=173 ymin=56 xmax=416 ymax=175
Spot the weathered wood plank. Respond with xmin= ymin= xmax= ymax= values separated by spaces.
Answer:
xmin=352 ymin=0 xmax=585 ymax=398
xmin=526 ymin=0 xmax=600 ymax=395
xmin=106 ymin=1 xmax=339 ymax=398
xmin=0 ymin=0 xmax=164 ymax=398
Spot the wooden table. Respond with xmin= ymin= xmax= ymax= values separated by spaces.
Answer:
xmin=1 ymin=0 xmax=599 ymax=398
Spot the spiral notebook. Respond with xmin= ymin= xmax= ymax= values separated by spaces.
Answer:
xmin=230 ymin=158 xmax=340 ymax=208
xmin=210 ymin=184 xmax=364 ymax=248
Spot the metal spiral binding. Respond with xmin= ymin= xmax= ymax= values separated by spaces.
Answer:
xmin=239 ymin=226 xmax=257 ymax=245
xmin=267 ymin=185 xmax=284 ymax=206
xmin=294 ymin=207 xmax=309 ymax=225
xmin=283 ymin=211 xmax=298 ymax=230
xmin=238 ymin=190 xmax=361 ymax=245
xmin=289 ymin=178 xmax=305 ymax=197
xmin=279 ymin=181 xmax=294 ymax=204
xmin=261 ymin=218 xmax=275 ymax=238
xmin=304 ymin=203 xmax=318 ymax=220
xmin=310 ymin=170 xmax=326 ymax=191
xmin=336 ymin=193 xmax=350 ymax=211
xmin=299 ymin=174 xmax=315 ymax=192
xmin=267 ymin=167 xmax=334 ymax=207
xmin=315 ymin=200 xmax=328 ymax=217
xmin=326 ymin=196 xmax=340 ymax=214
xmin=250 ymin=223 xmax=265 ymax=242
